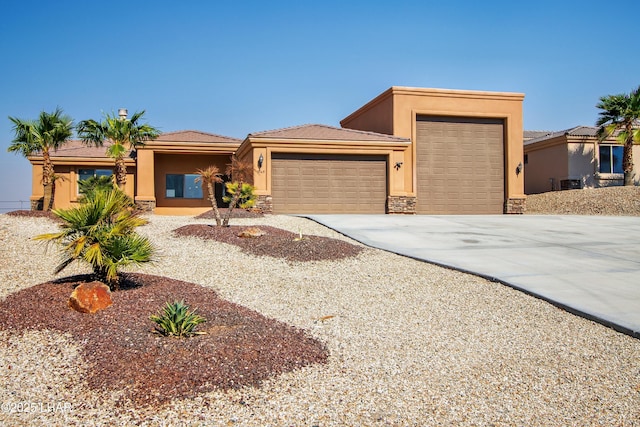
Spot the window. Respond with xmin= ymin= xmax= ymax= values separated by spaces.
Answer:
xmin=166 ymin=174 xmax=202 ymax=198
xmin=599 ymin=145 xmax=623 ymax=174
xmin=79 ymin=168 xmax=112 ymax=181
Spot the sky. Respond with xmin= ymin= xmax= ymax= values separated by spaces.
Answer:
xmin=1 ymin=0 xmax=638 ymax=205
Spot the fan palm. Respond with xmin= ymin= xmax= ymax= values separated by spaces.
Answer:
xmin=596 ymin=86 xmax=640 ymax=186
xmin=35 ymin=188 xmax=155 ymax=289
xmin=77 ymin=110 xmax=160 ymax=190
xmin=195 ymin=165 xmax=224 ymax=226
xmin=8 ymin=108 xmax=74 ymax=211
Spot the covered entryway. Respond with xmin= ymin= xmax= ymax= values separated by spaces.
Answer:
xmin=271 ymin=154 xmax=387 ymax=214
xmin=415 ymin=116 xmax=505 ymax=214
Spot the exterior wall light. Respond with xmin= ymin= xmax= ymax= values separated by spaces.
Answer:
xmin=394 ymin=161 xmax=403 ymax=170
xmin=258 ymin=153 xmax=264 ymax=170
xmin=516 ymin=162 xmax=523 ymax=175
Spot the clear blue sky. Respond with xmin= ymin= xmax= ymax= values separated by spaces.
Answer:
xmin=1 ymin=0 xmax=638 ymax=204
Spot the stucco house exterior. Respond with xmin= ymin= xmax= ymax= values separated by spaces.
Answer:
xmin=26 ymin=86 xmax=526 ymax=215
xmin=523 ymin=126 xmax=640 ymax=194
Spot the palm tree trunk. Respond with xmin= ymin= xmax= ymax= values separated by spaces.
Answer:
xmin=207 ymin=182 xmax=222 ymax=226
xmin=115 ymin=157 xmax=127 ymax=190
xmin=222 ymin=186 xmax=242 ymax=227
xmin=42 ymin=151 xmax=54 ymax=211
xmin=623 ymin=140 xmax=634 ymax=186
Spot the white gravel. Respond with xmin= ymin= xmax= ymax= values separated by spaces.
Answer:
xmin=1 ymin=214 xmax=639 ymax=426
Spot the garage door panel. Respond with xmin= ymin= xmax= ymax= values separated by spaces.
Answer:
xmin=272 ymin=155 xmax=387 ymax=214
xmin=416 ymin=116 xmax=504 ymax=214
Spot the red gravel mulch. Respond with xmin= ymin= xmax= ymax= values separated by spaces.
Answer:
xmin=195 ymin=208 xmax=264 ymax=219
xmin=0 ymin=273 xmax=328 ymax=407
xmin=173 ymin=224 xmax=364 ymax=262
xmin=5 ymin=210 xmax=60 ymax=221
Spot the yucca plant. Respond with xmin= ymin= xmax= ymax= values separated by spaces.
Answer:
xmin=150 ymin=301 xmax=207 ymax=337
xmin=35 ymin=188 xmax=154 ymax=289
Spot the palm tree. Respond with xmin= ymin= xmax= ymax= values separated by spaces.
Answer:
xmin=77 ymin=110 xmax=160 ymax=191
xmin=35 ymin=188 xmax=155 ymax=289
xmin=8 ymin=108 xmax=74 ymax=211
xmin=222 ymin=155 xmax=254 ymax=226
xmin=195 ymin=165 xmax=224 ymax=226
xmin=596 ymin=86 xmax=640 ymax=186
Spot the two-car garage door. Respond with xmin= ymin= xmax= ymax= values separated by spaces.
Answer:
xmin=416 ymin=116 xmax=505 ymax=214
xmin=271 ymin=154 xmax=387 ymax=214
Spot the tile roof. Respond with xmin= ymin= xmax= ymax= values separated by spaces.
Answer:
xmin=49 ymin=140 xmax=119 ymax=158
xmin=524 ymin=126 xmax=600 ymax=145
xmin=523 ymin=130 xmax=552 ymax=140
xmin=248 ymin=124 xmax=410 ymax=143
xmin=154 ymin=130 xmax=241 ymax=143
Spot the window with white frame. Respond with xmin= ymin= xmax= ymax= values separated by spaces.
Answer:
xmin=599 ymin=145 xmax=623 ymax=174
xmin=166 ymin=174 xmax=202 ymax=198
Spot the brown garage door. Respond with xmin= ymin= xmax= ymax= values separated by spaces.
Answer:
xmin=271 ymin=154 xmax=387 ymax=214
xmin=416 ymin=116 xmax=504 ymax=214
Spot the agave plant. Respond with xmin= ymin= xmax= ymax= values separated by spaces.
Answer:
xmin=150 ymin=301 xmax=207 ymax=337
xmin=35 ymin=188 xmax=154 ymax=289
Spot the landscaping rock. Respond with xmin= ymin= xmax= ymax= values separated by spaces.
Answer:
xmin=237 ymin=227 xmax=266 ymax=238
xmin=68 ymin=281 xmax=112 ymax=314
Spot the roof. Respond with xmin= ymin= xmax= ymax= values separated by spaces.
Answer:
xmin=154 ymin=130 xmax=241 ymax=143
xmin=523 ymin=130 xmax=552 ymax=141
xmin=49 ymin=140 xmax=121 ymax=158
xmin=524 ymin=126 xmax=600 ymax=146
xmin=248 ymin=124 xmax=410 ymax=143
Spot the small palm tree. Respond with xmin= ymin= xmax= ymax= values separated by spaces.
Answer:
xmin=195 ymin=165 xmax=224 ymax=226
xmin=222 ymin=155 xmax=254 ymax=226
xmin=8 ymin=108 xmax=74 ymax=211
xmin=78 ymin=175 xmax=115 ymax=199
xmin=596 ymin=86 xmax=640 ymax=186
xmin=35 ymin=188 xmax=155 ymax=289
xmin=77 ymin=110 xmax=160 ymax=191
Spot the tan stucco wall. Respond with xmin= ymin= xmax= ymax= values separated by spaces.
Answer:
xmin=524 ymin=139 xmax=569 ymax=194
xmin=153 ymin=152 xmax=230 ymax=209
xmin=342 ymin=87 xmax=526 ymax=201
xmin=28 ymin=158 xmax=134 ymax=209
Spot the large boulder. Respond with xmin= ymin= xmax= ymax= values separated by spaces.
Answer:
xmin=237 ymin=227 xmax=266 ymax=238
xmin=69 ymin=281 xmax=113 ymax=314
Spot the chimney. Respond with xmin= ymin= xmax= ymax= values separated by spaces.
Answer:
xmin=118 ymin=108 xmax=128 ymax=120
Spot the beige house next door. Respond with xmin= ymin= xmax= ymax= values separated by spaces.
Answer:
xmin=271 ymin=154 xmax=387 ymax=214
xmin=415 ymin=116 xmax=505 ymax=214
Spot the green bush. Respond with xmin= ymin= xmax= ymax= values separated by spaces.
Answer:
xmin=150 ymin=301 xmax=207 ymax=337
xmin=223 ymin=182 xmax=256 ymax=209
xmin=78 ymin=175 xmax=115 ymax=199
xmin=35 ymin=188 xmax=155 ymax=289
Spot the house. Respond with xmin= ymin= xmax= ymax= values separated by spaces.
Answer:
xmin=27 ymin=86 xmax=526 ymax=215
xmin=523 ymin=126 xmax=640 ymax=194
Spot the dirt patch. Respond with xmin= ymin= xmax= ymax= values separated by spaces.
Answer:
xmin=174 ymin=224 xmax=364 ymax=262
xmin=195 ymin=208 xmax=264 ymax=220
xmin=0 ymin=273 xmax=328 ymax=407
xmin=526 ymin=186 xmax=640 ymax=216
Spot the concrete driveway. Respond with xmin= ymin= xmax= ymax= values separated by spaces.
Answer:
xmin=306 ymin=214 xmax=640 ymax=338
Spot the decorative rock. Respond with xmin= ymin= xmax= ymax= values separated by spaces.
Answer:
xmin=237 ymin=227 xmax=266 ymax=238
xmin=68 ymin=281 xmax=113 ymax=314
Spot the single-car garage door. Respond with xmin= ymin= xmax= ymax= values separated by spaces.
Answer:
xmin=416 ymin=116 xmax=504 ymax=214
xmin=271 ymin=154 xmax=387 ymax=214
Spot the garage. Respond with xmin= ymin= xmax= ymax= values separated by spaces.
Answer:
xmin=271 ymin=154 xmax=387 ymax=214
xmin=415 ymin=116 xmax=505 ymax=214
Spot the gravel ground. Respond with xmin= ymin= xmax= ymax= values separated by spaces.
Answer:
xmin=526 ymin=186 xmax=640 ymax=215
xmin=1 ymin=213 xmax=639 ymax=426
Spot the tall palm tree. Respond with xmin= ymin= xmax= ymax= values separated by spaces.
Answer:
xmin=8 ymin=108 xmax=74 ymax=211
xmin=77 ymin=110 xmax=160 ymax=191
xmin=596 ymin=86 xmax=640 ymax=186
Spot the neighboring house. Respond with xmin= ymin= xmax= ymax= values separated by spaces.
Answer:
xmin=26 ymin=86 xmax=526 ymax=215
xmin=523 ymin=126 xmax=640 ymax=194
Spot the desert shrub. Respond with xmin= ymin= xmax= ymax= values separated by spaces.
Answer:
xmin=223 ymin=182 xmax=257 ymax=209
xmin=150 ymin=301 xmax=207 ymax=337
xmin=35 ymin=188 xmax=155 ymax=289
